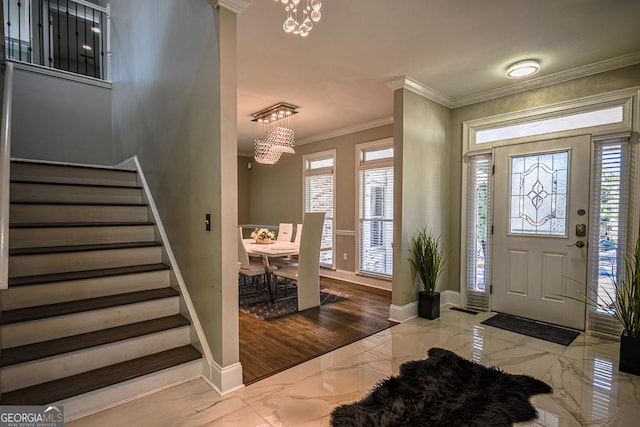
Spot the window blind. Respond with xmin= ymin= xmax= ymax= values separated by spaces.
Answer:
xmin=466 ymin=154 xmax=492 ymax=310
xmin=588 ymin=139 xmax=630 ymax=336
xmin=304 ymin=172 xmax=334 ymax=267
xmin=359 ymin=166 xmax=393 ymax=276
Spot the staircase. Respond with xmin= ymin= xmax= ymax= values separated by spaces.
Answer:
xmin=0 ymin=160 xmax=202 ymax=416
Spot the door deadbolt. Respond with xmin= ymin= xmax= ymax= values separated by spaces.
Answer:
xmin=576 ymin=224 xmax=586 ymax=237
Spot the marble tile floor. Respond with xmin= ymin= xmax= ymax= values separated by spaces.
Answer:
xmin=69 ymin=308 xmax=640 ymax=426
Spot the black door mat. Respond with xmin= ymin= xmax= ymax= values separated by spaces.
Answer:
xmin=481 ymin=313 xmax=580 ymax=346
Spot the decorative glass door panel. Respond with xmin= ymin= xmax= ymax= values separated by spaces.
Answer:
xmin=509 ymin=152 xmax=568 ymax=236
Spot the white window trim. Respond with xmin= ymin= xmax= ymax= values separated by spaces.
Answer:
xmin=462 ymin=87 xmax=638 ymax=155
xmin=459 ymin=87 xmax=640 ymax=312
xmin=355 ymin=138 xmax=394 ymax=279
xmin=303 ymin=149 xmax=336 ymax=269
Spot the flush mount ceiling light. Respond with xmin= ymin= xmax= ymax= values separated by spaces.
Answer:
xmin=252 ymin=103 xmax=298 ymax=165
xmin=506 ymin=60 xmax=541 ymax=79
xmin=278 ymin=0 xmax=322 ymax=38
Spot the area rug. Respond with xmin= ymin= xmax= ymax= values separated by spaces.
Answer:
xmin=481 ymin=313 xmax=580 ymax=346
xmin=239 ymin=288 xmax=348 ymax=321
xmin=330 ymin=347 xmax=552 ymax=427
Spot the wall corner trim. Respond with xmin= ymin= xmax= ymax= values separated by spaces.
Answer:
xmin=211 ymin=0 xmax=252 ymax=14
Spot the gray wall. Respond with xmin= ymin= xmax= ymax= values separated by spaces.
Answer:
xmin=246 ymin=124 xmax=393 ymax=272
xmin=10 ymin=66 xmax=113 ymax=164
xmin=238 ymin=156 xmax=251 ymax=225
xmin=447 ymin=64 xmax=640 ymax=293
xmin=392 ymin=89 xmax=451 ymax=306
xmin=109 ymin=0 xmax=239 ymax=380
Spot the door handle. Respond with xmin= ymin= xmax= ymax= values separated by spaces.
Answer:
xmin=567 ymin=240 xmax=585 ymax=248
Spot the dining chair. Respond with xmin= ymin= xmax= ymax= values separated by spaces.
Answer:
xmin=237 ymin=227 xmax=273 ymax=295
xmin=277 ymin=223 xmax=294 ymax=242
xmin=294 ymin=223 xmax=303 ymax=244
xmin=272 ymin=212 xmax=325 ymax=310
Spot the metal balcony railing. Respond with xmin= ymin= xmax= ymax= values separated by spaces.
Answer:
xmin=3 ymin=0 xmax=110 ymax=81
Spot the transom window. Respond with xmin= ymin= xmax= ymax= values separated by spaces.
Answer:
xmin=477 ymin=106 xmax=624 ymax=144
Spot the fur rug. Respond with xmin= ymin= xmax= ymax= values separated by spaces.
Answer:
xmin=330 ymin=347 xmax=552 ymax=427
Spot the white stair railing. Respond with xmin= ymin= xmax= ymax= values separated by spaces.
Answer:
xmin=0 ymin=61 xmax=14 ymax=290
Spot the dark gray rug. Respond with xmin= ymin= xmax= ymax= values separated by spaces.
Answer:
xmin=239 ymin=288 xmax=348 ymax=320
xmin=481 ymin=313 xmax=580 ymax=346
xmin=330 ymin=347 xmax=552 ymax=427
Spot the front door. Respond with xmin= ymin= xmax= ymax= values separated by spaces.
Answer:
xmin=492 ymin=135 xmax=590 ymax=330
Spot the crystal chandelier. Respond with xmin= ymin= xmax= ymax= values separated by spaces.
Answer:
xmin=277 ymin=0 xmax=322 ymax=38
xmin=252 ymin=103 xmax=298 ymax=165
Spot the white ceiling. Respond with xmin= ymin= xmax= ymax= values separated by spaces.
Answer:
xmin=236 ymin=0 xmax=640 ymax=154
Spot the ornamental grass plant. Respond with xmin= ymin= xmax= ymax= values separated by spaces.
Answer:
xmin=409 ymin=228 xmax=448 ymax=296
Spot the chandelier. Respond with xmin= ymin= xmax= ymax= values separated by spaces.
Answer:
xmin=252 ymin=103 xmax=298 ymax=165
xmin=277 ymin=0 xmax=323 ymax=38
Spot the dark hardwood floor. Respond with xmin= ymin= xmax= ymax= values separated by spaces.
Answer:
xmin=239 ymin=277 xmax=396 ymax=384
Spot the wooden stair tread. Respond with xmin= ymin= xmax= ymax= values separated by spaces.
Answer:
xmin=0 ymin=315 xmax=190 ymax=367
xmin=0 ymin=288 xmax=180 ymax=325
xmin=9 ymin=241 xmax=162 ymax=256
xmin=0 ymin=345 xmax=201 ymax=405
xmin=10 ymin=221 xmax=155 ymax=229
xmin=10 ymin=159 xmax=138 ymax=173
xmin=10 ymin=179 xmax=143 ymax=190
xmin=8 ymin=263 xmax=170 ymax=287
xmin=10 ymin=201 xmax=148 ymax=207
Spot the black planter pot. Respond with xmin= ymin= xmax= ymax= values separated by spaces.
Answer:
xmin=619 ymin=332 xmax=640 ymax=376
xmin=418 ymin=292 xmax=440 ymax=320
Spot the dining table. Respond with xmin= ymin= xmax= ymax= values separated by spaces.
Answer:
xmin=243 ymin=239 xmax=300 ymax=302
xmin=243 ymin=239 xmax=300 ymax=260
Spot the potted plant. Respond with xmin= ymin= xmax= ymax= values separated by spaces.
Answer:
xmin=409 ymin=228 xmax=447 ymax=320
xmin=572 ymin=236 xmax=640 ymax=376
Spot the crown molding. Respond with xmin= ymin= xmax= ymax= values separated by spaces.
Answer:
xmin=211 ymin=0 xmax=251 ymax=14
xmin=296 ymin=116 xmax=394 ymax=146
xmin=454 ymin=51 xmax=640 ymax=107
xmin=386 ymin=76 xmax=455 ymax=108
xmin=386 ymin=52 xmax=640 ymax=109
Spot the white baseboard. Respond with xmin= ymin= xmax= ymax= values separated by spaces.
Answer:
xmin=441 ymin=290 xmax=460 ymax=306
xmin=388 ymin=290 xmax=461 ymax=323
xmin=320 ymin=269 xmax=391 ymax=291
xmin=62 ymin=360 xmax=202 ymax=421
xmin=203 ymin=360 xmax=244 ymax=395
xmin=389 ymin=302 xmax=417 ymax=323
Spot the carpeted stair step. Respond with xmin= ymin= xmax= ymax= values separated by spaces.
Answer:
xmin=0 ymin=314 xmax=191 ymax=368
xmin=10 ymin=181 xmax=145 ymax=204
xmin=0 ymin=287 xmax=180 ymax=326
xmin=0 ymin=345 xmax=202 ymax=405
xmin=9 ymin=202 xmax=150 ymax=225
xmin=9 ymin=160 xmax=139 ymax=187
xmin=8 ymin=241 xmax=163 ymax=277
xmin=9 ymin=222 xmax=156 ymax=249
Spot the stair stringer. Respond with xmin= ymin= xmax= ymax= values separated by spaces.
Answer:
xmin=118 ymin=156 xmax=244 ymax=396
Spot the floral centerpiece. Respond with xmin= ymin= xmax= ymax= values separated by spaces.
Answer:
xmin=251 ymin=228 xmax=276 ymax=244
